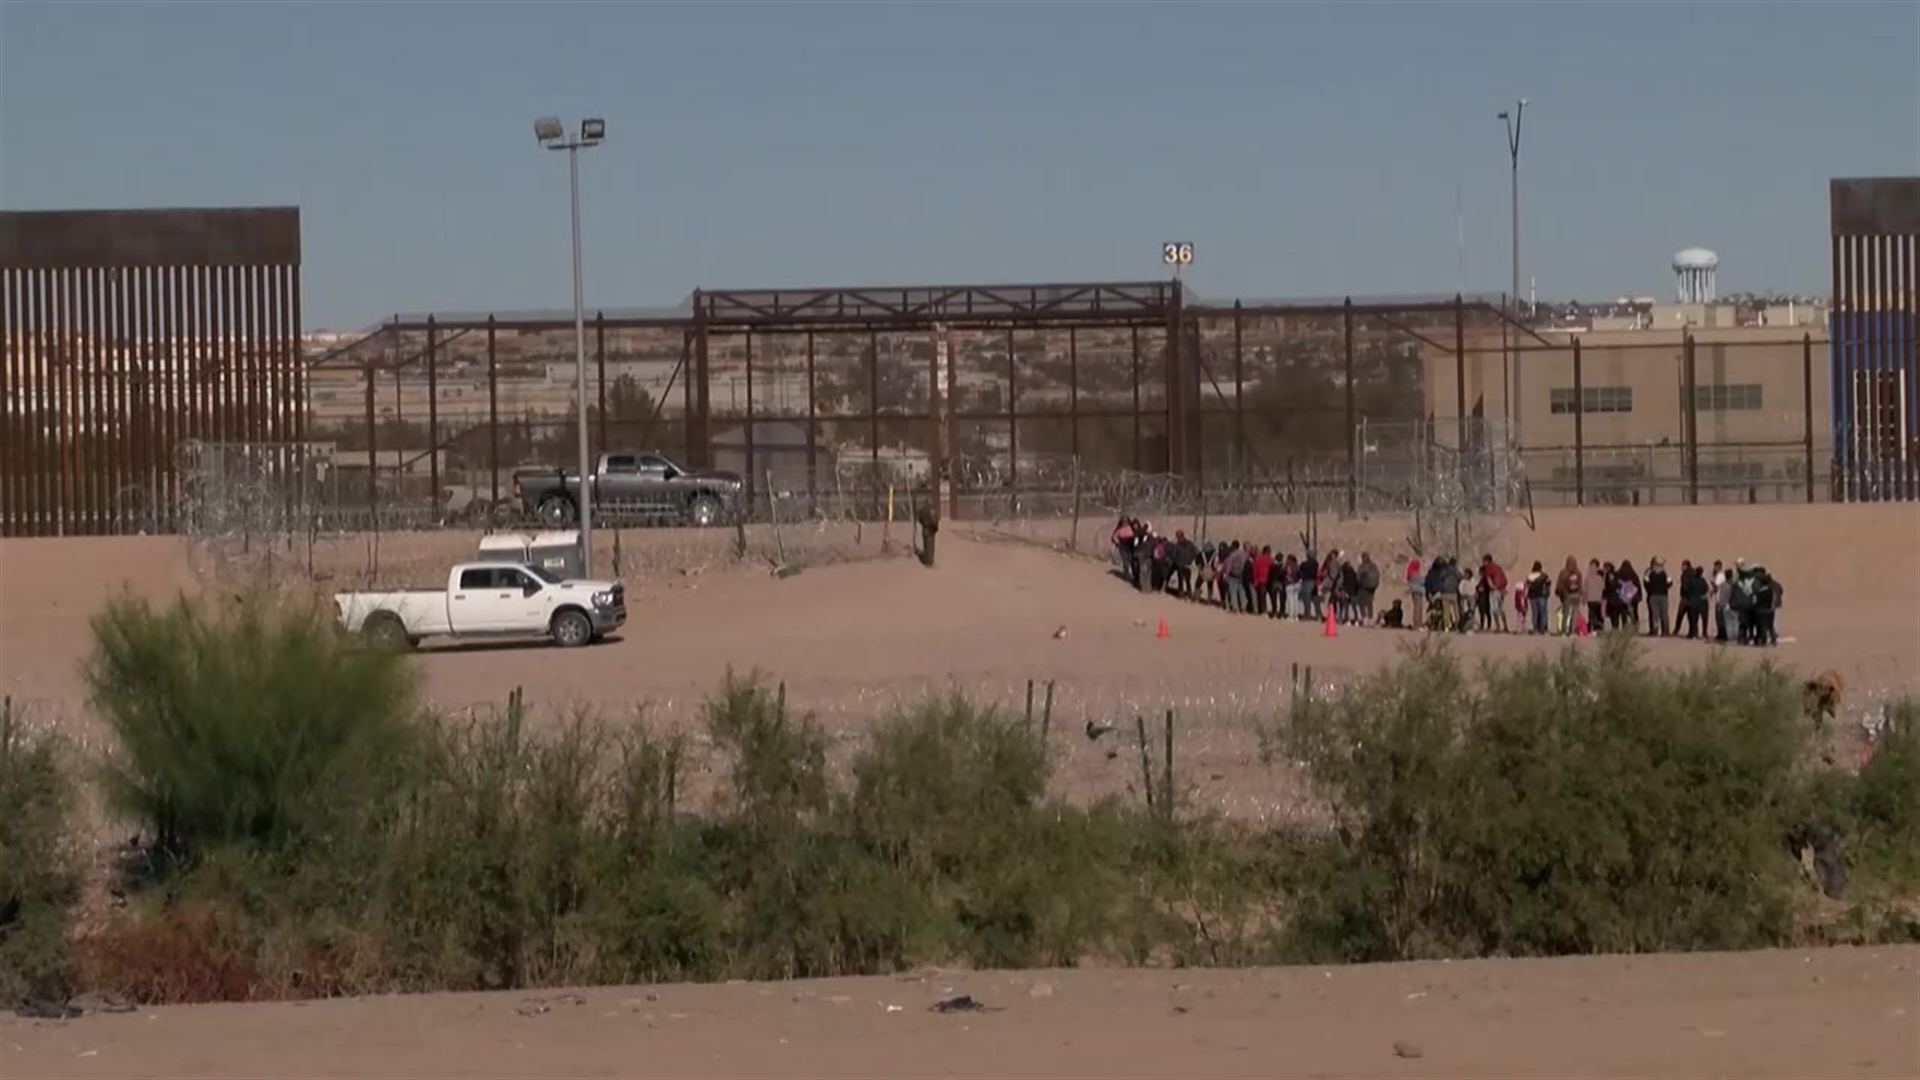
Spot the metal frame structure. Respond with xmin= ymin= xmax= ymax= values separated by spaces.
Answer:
xmin=339 ymin=287 xmax=1536 ymax=526
xmin=3 ymin=220 xmax=1879 ymax=535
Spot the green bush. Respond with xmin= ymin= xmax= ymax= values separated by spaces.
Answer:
xmin=0 ymin=698 xmax=83 ymax=1002
xmin=66 ymin=595 xmax=1918 ymax=1004
xmin=1275 ymin=637 xmax=1808 ymax=961
xmin=85 ymin=588 xmax=422 ymax=864
xmin=845 ymin=694 xmax=1122 ymax=968
xmin=1851 ymin=699 xmax=1920 ymax=885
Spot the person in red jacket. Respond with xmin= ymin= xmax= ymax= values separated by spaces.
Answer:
xmin=1478 ymin=554 xmax=1510 ymax=632
xmin=1251 ymin=545 xmax=1275 ymax=616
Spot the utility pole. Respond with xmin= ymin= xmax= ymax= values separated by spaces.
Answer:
xmin=534 ymin=116 xmax=606 ymax=573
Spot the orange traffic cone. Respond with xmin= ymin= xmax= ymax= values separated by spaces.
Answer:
xmin=1156 ymin=617 xmax=1169 ymax=640
xmin=1575 ymin=612 xmax=1590 ymax=638
xmin=1323 ymin=604 xmax=1339 ymax=639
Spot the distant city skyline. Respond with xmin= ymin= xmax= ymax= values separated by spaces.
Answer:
xmin=3 ymin=1 xmax=1916 ymax=330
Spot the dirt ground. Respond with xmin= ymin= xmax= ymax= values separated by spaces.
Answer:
xmin=5 ymin=947 xmax=1916 ymax=1079
xmin=3 ymin=503 xmax=1916 ymax=820
xmin=2 ymin=505 xmax=1918 ymax=1077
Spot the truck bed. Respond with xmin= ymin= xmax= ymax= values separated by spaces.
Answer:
xmin=334 ymin=589 xmax=450 ymax=636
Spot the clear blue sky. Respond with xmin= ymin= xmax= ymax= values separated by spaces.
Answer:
xmin=3 ymin=1 xmax=1916 ymax=329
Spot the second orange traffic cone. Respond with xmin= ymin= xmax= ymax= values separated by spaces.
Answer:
xmin=1323 ymin=604 xmax=1338 ymax=639
xmin=1156 ymin=617 xmax=1169 ymax=640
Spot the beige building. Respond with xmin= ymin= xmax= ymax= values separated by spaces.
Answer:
xmin=1424 ymin=305 xmax=1832 ymax=505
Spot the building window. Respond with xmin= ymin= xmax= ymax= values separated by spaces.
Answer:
xmin=1549 ymin=386 xmax=1633 ymax=414
xmin=1693 ymin=383 xmax=1763 ymax=411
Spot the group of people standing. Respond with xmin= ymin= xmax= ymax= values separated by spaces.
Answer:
xmin=1108 ymin=518 xmax=1385 ymax=625
xmin=1540 ymin=556 xmax=1784 ymax=645
xmin=1110 ymin=517 xmax=1785 ymax=646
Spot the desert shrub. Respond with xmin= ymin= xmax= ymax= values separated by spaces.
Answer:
xmin=845 ymin=694 xmax=1124 ymax=967
xmin=1277 ymin=637 xmax=1808 ymax=961
xmin=85 ymin=587 xmax=422 ymax=864
xmin=1122 ymin=813 xmax=1290 ymax=968
xmin=363 ymin=697 xmax=719 ymax=991
xmin=702 ymin=672 xmax=830 ymax=830
xmin=695 ymin=673 xmax=924 ymax=978
xmin=1850 ymin=698 xmax=1920 ymax=885
xmin=77 ymin=898 xmax=264 ymax=1004
xmin=0 ymin=699 xmax=83 ymax=1002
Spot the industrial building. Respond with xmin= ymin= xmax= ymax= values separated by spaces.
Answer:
xmin=1421 ymin=271 xmax=1834 ymax=505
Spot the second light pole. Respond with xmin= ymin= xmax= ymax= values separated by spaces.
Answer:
xmin=1498 ymin=99 xmax=1527 ymax=443
xmin=535 ymin=115 xmax=606 ymax=572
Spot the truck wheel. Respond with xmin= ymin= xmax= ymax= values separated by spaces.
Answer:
xmin=365 ymin=614 xmax=412 ymax=652
xmin=551 ymin=609 xmax=593 ymax=648
xmin=687 ymin=495 xmax=722 ymax=528
xmin=538 ymin=496 xmax=577 ymax=526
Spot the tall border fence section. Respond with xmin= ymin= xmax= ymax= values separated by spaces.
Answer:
xmin=1831 ymin=177 xmax=1920 ymax=502
xmin=3 ymin=189 xmax=1917 ymax=541
xmin=1 ymin=208 xmax=305 ymax=537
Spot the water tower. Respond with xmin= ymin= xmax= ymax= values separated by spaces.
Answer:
xmin=1672 ymin=248 xmax=1719 ymax=303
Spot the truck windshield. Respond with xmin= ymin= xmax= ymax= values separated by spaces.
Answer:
xmin=524 ymin=564 xmax=565 ymax=584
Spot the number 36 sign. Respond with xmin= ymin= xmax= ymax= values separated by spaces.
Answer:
xmin=1161 ymin=242 xmax=1194 ymax=266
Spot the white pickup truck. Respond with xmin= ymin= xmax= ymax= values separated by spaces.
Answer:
xmin=334 ymin=561 xmax=627 ymax=650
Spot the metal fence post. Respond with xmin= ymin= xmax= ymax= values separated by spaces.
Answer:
xmin=805 ymin=330 xmax=818 ymax=517
xmin=1684 ymin=332 xmax=1699 ymax=505
xmin=1232 ymin=300 xmax=1245 ymax=484
xmin=595 ymin=312 xmax=607 ymax=455
xmin=1572 ymin=336 xmax=1585 ymax=506
xmin=1130 ymin=325 xmax=1142 ymax=473
xmin=426 ymin=315 xmax=439 ymax=515
xmin=1453 ymin=294 xmax=1468 ymax=454
xmin=1343 ymin=298 xmax=1356 ymax=515
xmin=487 ymin=315 xmax=499 ymax=508
xmin=1802 ymin=331 xmax=1816 ymax=503
xmin=362 ymin=356 xmax=377 ymax=518
xmin=745 ymin=329 xmax=757 ymax=508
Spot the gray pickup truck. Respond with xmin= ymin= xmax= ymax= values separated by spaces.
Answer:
xmin=512 ymin=451 xmax=744 ymax=527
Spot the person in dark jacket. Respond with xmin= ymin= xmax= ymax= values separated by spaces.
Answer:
xmin=1379 ymin=598 xmax=1407 ymax=629
xmin=1170 ymin=532 xmax=1196 ymax=597
xmin=1750 ymin=565 xmax=1779 ymax=646
xmin=1677 ymin=560 xmax=1706 ymax=639
xmin=1432 ymin=557 xmax=1463 ymax=631
xmin=1356 ymin=552 xmax=1381 ymax=623
xmin=1300 ymin=551 xmax=1321 ymax=621
xmin=1266 ymin=549 xmax=1287 ymax=619
xmin=1524 ymin=560 xmax=1552 ymax=634
xmin=1643 ymin=557 xmax=1672 ymax=637
xmin=1478 ymin=554 xmax=1510 ymax=633
xmin=1617 ymin=559 xmax=1643 ymax=633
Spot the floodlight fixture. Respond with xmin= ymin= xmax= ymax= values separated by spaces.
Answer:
xmin=580 ymin=117 xmax=606 ymax=142
xmin=534 ymin=116 xmax=564 ymax=143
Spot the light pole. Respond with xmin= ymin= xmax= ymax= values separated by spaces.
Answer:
xmin=535 ymin=115 xmax=605 ymax=573
xmin=1498 ymin=99 xmax=1527 ymax=443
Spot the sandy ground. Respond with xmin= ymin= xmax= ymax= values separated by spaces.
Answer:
xmin=5 ymin=947 xmax=1917 ymax=1079
xmin=2 ymin=506 xmax=1917 ymax=1077
xmin=3 ymin=503 xmax=1916 ymax=820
